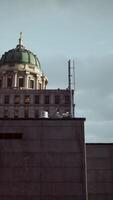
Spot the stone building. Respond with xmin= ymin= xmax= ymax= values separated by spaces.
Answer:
xmin=0 ymin=34 xmax=87 ymax=200
xmin=0 ymin=34 xmax=112 ymax=200
xmin=0 ymin=33 xmax=74 ymax=119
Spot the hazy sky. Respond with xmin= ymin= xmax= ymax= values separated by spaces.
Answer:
xmin=0 ymin=0 xmax=113 ymax=142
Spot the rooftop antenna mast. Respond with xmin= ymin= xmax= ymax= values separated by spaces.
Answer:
xmin=73 ymin=59 xmax=75 ymax=91
xmin=68 ymin=59 xmax=71 ymax=90
xmin=68 ymin=59 xmax=75 ymax=117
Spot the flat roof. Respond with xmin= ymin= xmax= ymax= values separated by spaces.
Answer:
xmin=0 ymin=117 xmax=86 ymax=121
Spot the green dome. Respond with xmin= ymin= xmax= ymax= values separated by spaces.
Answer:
xmin=0 ymin=48 xmax=41 ymax=69
xmin=0 ymin=34 xmax=41 ymax=70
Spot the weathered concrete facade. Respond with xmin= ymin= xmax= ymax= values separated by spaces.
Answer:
xmin=0 ymin=118 xmax=87 ymax=200
xmin=86 ymin=144 xmax=113 ymax=200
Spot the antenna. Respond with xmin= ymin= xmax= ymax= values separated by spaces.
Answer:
xmin=73 ymin=59 xmax=75 ymax=117
xmin=73 ymin=59 xmax=75 ymax=91
xmin=68 ymin=59 xmax=71 ymax=90
xmin=67 ymin=59 xmax=76 ymax=118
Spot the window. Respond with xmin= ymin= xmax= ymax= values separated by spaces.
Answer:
xmin=55 ymin=95 xmax=60 ymax=104
xmin=35 ymin=109 xmax=39 ymax=118
xmin=0 ymin=78 xmax=2 ymax=88
xmin=45 ymin=95 xmax=49 ymax=104
xmin=14 ymin=108 xmax=19 ymax=118
xmin=34 ymin=95 xmax=40 ymax=104
xmin=7 ymin=77 xmax=12 ymax=88
xmin=4 ymin=109 xmax=8 ymax=118
xmin=65 ymin=95 xmax=70 ymax=104
xmin=29 ymin=80 xmax=34 ymax=89
xmin=4 ymin=95 xmax=10 ymax=104
xmin=24 ymin=95 xmax=30 ymax=104
xmin=14 ymin=95 xmax=20 ymax=104
xmin=0 ymin=133 xmax=22 ymax=139
xmin=19 ymin=77 xmax=24 ymax=87
xmin=24 ymin=107 xmax=29 ymax=118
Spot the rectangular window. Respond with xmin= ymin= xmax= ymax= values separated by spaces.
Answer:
xmin=55 ymin=95 xmax=60 ymax=104
xmin=34 ymin=95 xmax=40 ymax=104
xmin=45 ymin=95 xmax=49 ymax=104
xmin=14 ymin=95 xmax=20 ymax=104
xmin=19 ymin=77 xmax=24 ymax=87
xmin=35 ymin=109 xmax=39 ymax=118
xmin=24 ymin=95 xmax=30 ymax=104
xmin=14 ymin=108 xmax=19 ymax=118
xmin=4 ymin=109 xmax=8 ymax=118
xmin=0 ymin=133 xmax=22 ymax=139
xmin=4 ymin=95 xmax=10 ymax=104
xmin=7 ymin=77 xmax=12 ymax=88
xmin=24 ymin=107 xmax=29 ymax=118
xmin=65 ymin=95 xmax=70 ymax=104
xmin=0 ymin=79 xmax=2 ymax=88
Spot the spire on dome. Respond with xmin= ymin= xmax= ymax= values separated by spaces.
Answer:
xmin=19 ymin=32 xmax=23 ymax=46
xmin=16 ymin=32 xmax=24 ymax=49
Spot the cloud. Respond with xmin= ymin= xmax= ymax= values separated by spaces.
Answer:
xmin=85 ymin=120 xmax=113 ymax=143
xmin=75 ymin=54 xmax=113 ymax=142
xmin=42 ymin=54 xmax=68 ymax=89
xmin=76 ymin=54 xmax=113 ymax=105
xmin=77 ymin=54 xmax=113 ymax=93
xmin=43 ymin=53 xmax=113 ymax=143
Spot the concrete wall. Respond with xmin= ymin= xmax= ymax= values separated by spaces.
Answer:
xmin=0 ymin=118 xmax=86 ymax=200
xmin=86 ymin=144 xmax=113 ymax=200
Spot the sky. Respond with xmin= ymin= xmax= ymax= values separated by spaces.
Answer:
xmin=0 ymin=0 xmax=113 ymax=142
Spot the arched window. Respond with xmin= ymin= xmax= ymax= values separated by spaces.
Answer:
xmin=30 ymin=79 xmax=34 ymax=89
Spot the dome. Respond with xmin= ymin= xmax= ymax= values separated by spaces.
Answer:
xmin=0 ymin=33 xmax=41 ymax=70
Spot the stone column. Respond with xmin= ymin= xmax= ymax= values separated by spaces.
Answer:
xmin=13 ymin=72 xmax=17 ymax=88
xmin=25 ymin=72 xmax=29 ymax=89
xmin=41 ymin=76 xmax=44 ymax=89
xmin=35 ymin=75 xmax=38 ymax=89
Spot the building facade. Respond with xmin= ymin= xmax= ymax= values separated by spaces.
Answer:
xmin=0 ymin=34 xmax=112 ymax=200
xmin=0 ymin=33 xmax=74 ymax=119
xmin=0 ymin=34 xmax=87 ymax=200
